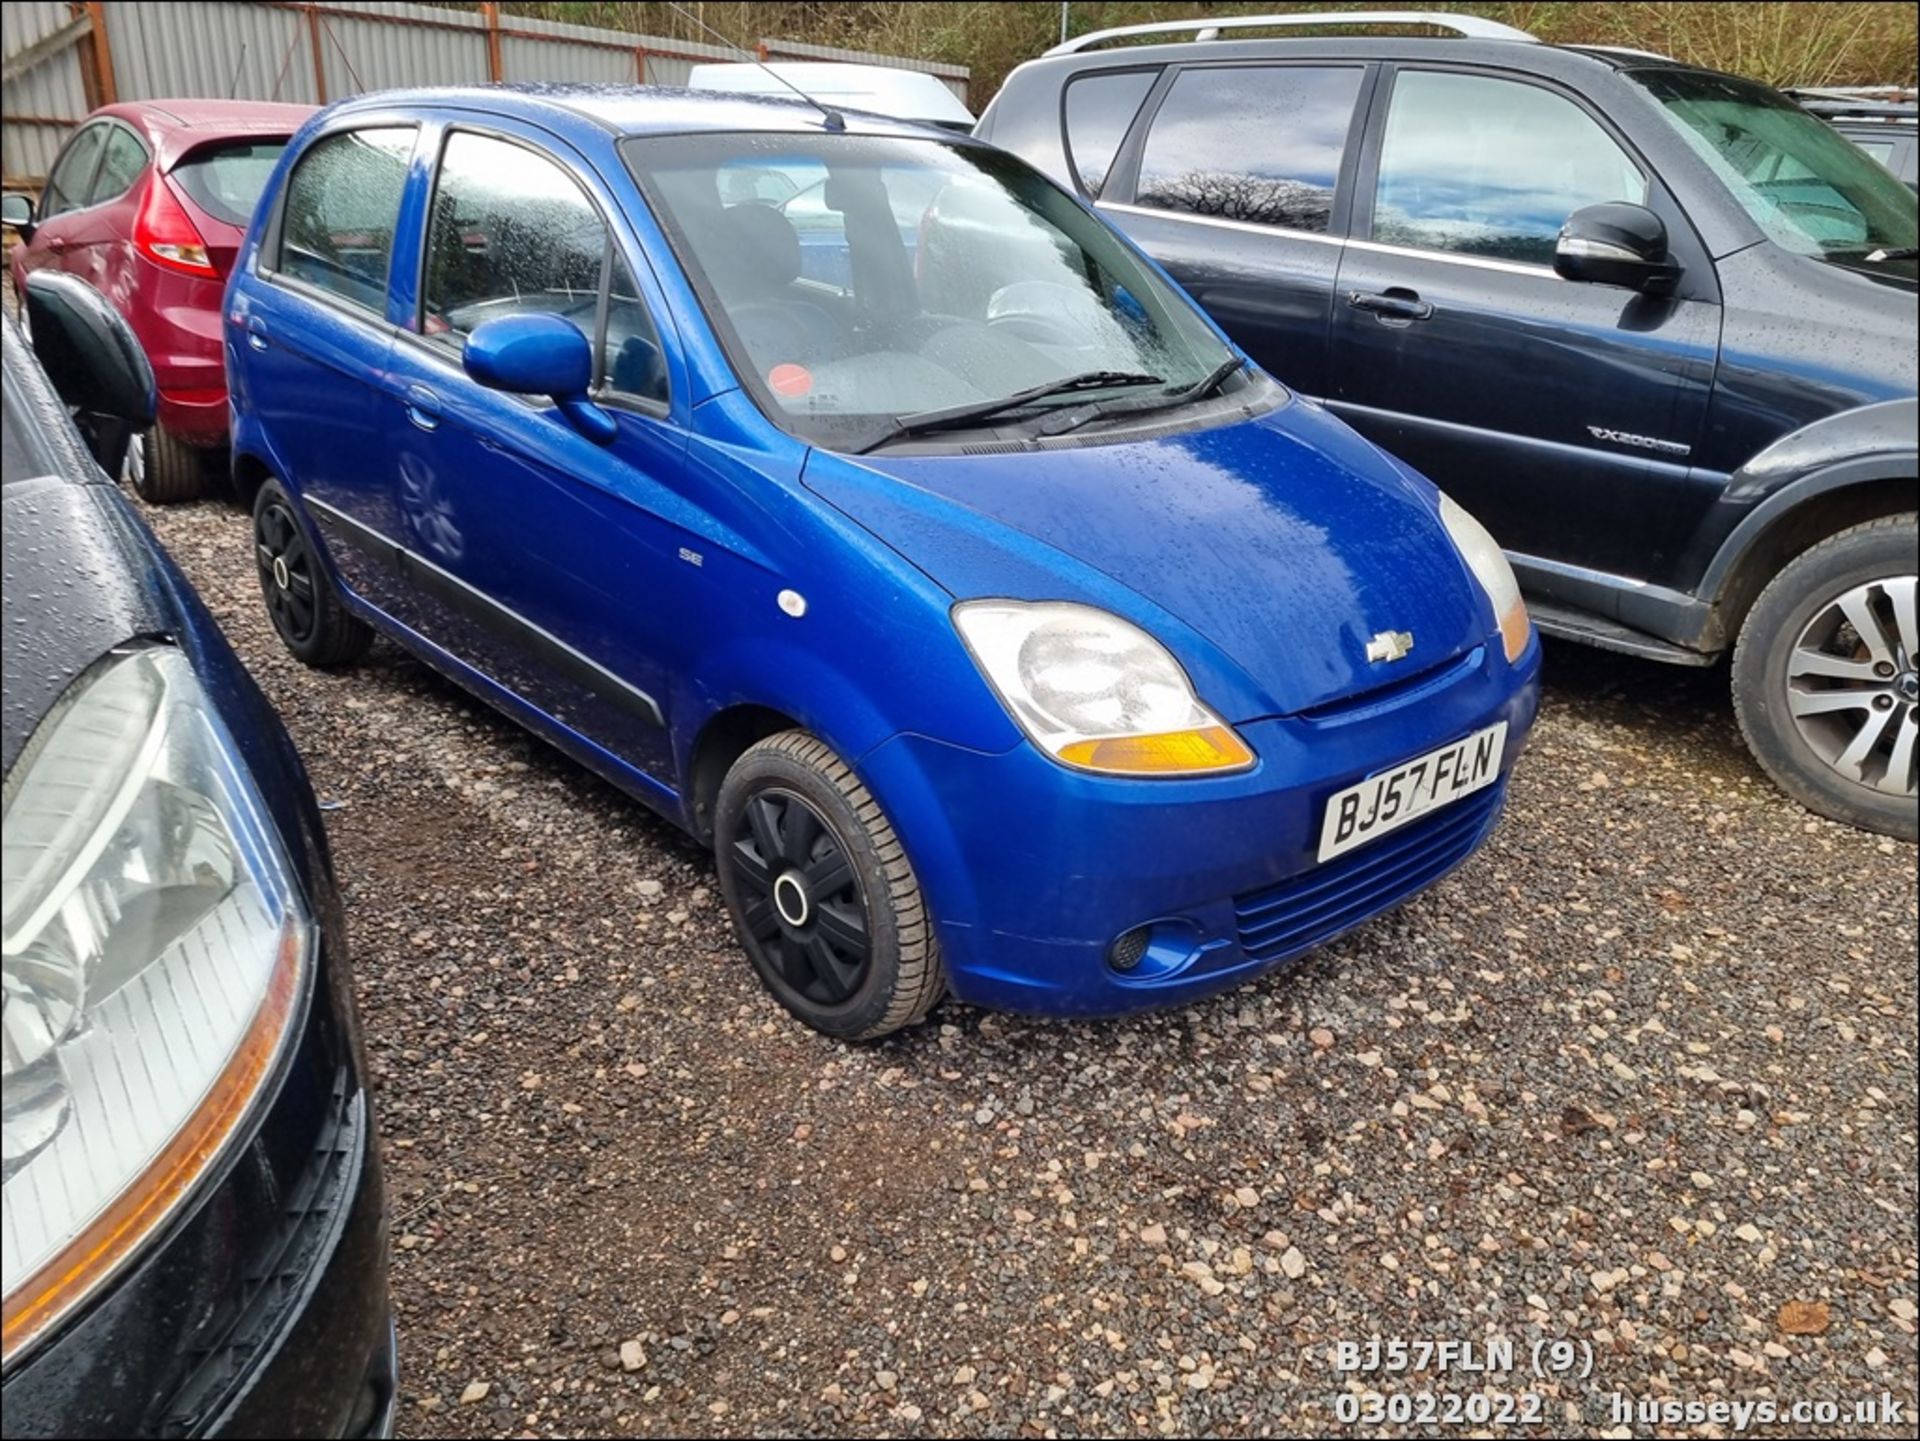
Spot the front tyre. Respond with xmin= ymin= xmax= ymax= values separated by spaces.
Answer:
xmin=1732 ymin=514 xmax=1918 ymax=840
xmin=252 ymin=477 xmax=373 ymax=668
xmin=714 ymin=731 xmax=944 ymax=1039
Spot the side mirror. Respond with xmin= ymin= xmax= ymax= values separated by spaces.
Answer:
xmin=1554 ymin=202 xmax=1681 ymax=293
xmin=23 ymin=271 xmax=156 ymax=476
xmin=463 ymin=314 xmax=616 ymax=445
xmin=2 ymin=191 xmax=35 ymax=242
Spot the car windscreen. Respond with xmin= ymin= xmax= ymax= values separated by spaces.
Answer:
xmin=170 ymin=140 xmax=289 ymax=227
xmin=621 ymin=132 xmax=1236 ymax=450
xmin=1633 ymin=69 xmax=1917 ymax=262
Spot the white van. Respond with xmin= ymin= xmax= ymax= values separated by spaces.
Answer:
xmin=686 ymin=62 xmax=975 ymax=130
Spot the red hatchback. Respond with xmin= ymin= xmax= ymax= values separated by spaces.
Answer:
xmin=6 ymin=100 xmax=312 ymax=501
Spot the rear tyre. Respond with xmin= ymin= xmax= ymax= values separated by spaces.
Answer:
xmin=129 ymin=425 xmax=210 ymax=503
xmin=1731 ymin=513 xmax=1918 ymax=840
xmin=252 ymin=476 xmax=373 ymax=668
xmin=714 ymin=731 xmax=944 ymax=1040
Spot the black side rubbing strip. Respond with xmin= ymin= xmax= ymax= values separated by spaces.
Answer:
xmin=304 ymin=498 xmax=665 ymax=729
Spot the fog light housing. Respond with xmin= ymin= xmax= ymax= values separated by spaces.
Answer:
xmin=1108 ymin=926 xmax=1151 ymax=972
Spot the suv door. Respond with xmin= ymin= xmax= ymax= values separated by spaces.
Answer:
xmin=373 ymin=123 xmax=688 ymax=783
xmin=1327 ymin=66 xmax=1722 ymax=583
xmin=1096 ymin=62 xmax=1373 ymax=397
xmin=238 ymin=124 xmax=416 ymax=615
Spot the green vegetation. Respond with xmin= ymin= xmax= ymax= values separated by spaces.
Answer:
xmin=507 ymin=2 xmax=1918 ymax=101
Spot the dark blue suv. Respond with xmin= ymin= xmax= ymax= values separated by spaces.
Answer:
xmin=981 ymin=11 xmax=1919 ymax=838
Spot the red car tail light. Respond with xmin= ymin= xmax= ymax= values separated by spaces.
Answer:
xmin=133 ymin=179 xmax=219 ymax=278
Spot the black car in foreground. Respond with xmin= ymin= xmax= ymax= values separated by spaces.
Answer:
xmin=980 ymin=10 xmax=1919 ymax=838
xmin=1 ymin=275 xmax=393 ymax=1437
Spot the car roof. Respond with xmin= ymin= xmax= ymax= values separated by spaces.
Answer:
xmin=323 ymin=83 xmax=965 ymax=144
xmin=102 ymin=98 xmax=315 ymax=133
xmin=998 ymin=32 xmax=1720 ymax=88
xmin=93 ymin=98 xmax=315 ymax=169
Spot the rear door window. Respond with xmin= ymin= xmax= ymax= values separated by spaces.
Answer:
xmin=41 ymin=126 xmax=107 ymax=217
xmin=276 ymin=126 xmax=416 ymax=315
xmin=89 ymin=126 xmax=148 ymax=205
xmin=172 ymin=141 xmax=288 ymax=226
xmin=1063 ymin=69 xmax=1157 ymax=197
xmin=1371 ymin=70 xmax=1645 ymax=266
xmin=1133 ymin=65 xmax=1364 ymax=231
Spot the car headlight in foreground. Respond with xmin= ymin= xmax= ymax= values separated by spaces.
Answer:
xmin=2 ymin=645 xmax=307 ymax=1364
xmin=954 ymin=600 xmax=1255 ymax=776
xmin=1438 ymin=493 xmax=1532 ymax=663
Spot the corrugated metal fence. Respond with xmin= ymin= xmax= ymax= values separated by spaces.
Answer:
xmin=3 ymin=1 xmax=968 ymax=183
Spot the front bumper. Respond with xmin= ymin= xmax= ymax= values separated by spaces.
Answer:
xmin=0 ymin=937 xmax=394 ymax=1440
xmin=862 ymin=635 xmax=1542 ymax=1016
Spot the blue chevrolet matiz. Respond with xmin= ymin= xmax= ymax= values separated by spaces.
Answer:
xmin=225 ymin=86 xmax=1540 ymax=1039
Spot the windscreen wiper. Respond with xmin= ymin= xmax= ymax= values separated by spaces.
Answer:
xmin=851 ymin=370 xmax=1165 ymax=454
xmin=1032 ymin=356 xmax=1248 ymax=438
xmin=1865 ymin=246 xmax=1919 ymax=261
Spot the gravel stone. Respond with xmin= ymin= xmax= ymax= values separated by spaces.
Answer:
xmin=140 ymin=499 xmax=1919 ymax=1437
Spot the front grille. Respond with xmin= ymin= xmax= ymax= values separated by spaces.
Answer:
xmin=1295 ymin=645 xmax=1482 ymax=724
xmin=1234 ymin=784 xmax=1505 ymax=964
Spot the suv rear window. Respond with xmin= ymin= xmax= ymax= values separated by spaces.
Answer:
xmin=1134 ymin=66 xmax=1363 ymax=232
xmin=173 ymin=141 xmax=288 ymax=227
xmin=1063 ymin=70 xmax=1157 ymax=197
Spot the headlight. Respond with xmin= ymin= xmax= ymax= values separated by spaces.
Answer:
xmin=2 ymin=647 xmax=306 ymax=1363
xmin=1439 ymin=494 xmax=1532 ymax=663
xmin=953 ymin=601 xmax=1254 ymax=776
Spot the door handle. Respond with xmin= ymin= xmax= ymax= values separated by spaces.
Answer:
xmin=245 ymin=317 xmax=270 ymax=352
xmin=403 ymin=384 xmax=442 ymax=432
xmin=1346 ymin=288 xmax=1434 ymax=323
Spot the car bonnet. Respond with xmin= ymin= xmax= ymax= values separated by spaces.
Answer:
xmin=804 ymin=397 xmax=1492 ymax=720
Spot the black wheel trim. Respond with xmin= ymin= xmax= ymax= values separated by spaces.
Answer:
xmin=727 ymin=787 xmax=871 ymax=1009
xmin=256 ymin=501 xmax=319 ymax=645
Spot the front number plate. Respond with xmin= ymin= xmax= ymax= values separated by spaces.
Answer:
xmin=1317 ymin=722 xmax=1508 ymax=863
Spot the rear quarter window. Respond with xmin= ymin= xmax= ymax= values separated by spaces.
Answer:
xmin=275 ymin=126 xmax=416 ymax=315
xmin=1063 ymin=69 xmax=1157 ymax=197
xmin=89 ymin=126 xmax=149 ymax=205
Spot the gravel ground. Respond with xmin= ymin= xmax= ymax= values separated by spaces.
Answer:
xmin=142 ymin=494 xmax=1917 ymax=1439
